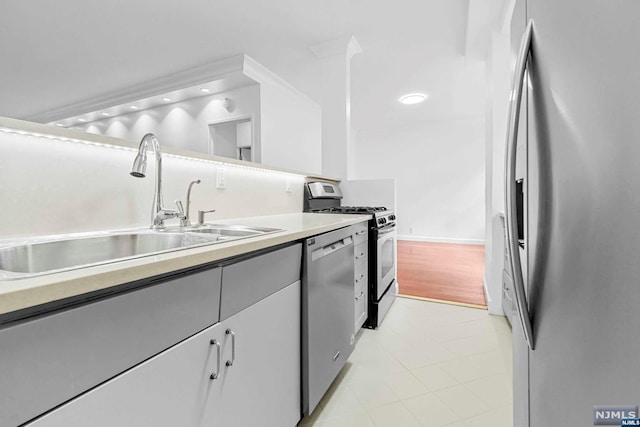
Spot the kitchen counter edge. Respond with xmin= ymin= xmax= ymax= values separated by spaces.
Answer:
xmin=0 ymin=213 xmax=370 ymax=317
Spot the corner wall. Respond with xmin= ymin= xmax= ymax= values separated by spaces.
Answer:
xmin=259 ymin=80 xmax=322 ymax=174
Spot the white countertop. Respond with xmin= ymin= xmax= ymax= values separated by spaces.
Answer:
xmin=0 ymin=213 xmax=370 ymax=317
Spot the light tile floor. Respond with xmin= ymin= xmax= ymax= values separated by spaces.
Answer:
xmin=299 ymin=296 xmax=513 ymax=427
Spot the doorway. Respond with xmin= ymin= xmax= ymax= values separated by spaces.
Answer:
xmin=208 ymin=117 xmax=253 ymax=161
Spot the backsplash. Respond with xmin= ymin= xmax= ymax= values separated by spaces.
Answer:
xmin=0 ymin=129 xmax=304 ymax=239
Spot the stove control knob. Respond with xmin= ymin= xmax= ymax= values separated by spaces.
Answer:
xmin=389 ymin=215 xmax=396 ymax=221
xmin=379 ymin=218 xmax=387 ymax=225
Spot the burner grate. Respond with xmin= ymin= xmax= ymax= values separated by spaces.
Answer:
xmin=311 ymin=206 xmax=387 ymax=214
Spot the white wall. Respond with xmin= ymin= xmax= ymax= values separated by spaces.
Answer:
xmin=259 ymin=79 xmax=322 ymax=174
xmin=73 ymin=85 xmax=261 ymax=158
xmin=353 ymin=119 xmax=486 ymax=244
xmin=0 ymin=129 xmax=304 ymax=239
xmin=341 ymin=179 xmax=396 ymax=213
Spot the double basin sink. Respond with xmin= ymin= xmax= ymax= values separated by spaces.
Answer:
xmin=0 ymin=225 xmax=282 ymax=279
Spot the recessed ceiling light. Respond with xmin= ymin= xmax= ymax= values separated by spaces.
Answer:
xmin=399 ymin=93 xmax=427 ymax=105
xmin=200 ymin=88 xmax=210 ymax=93
xmin=130 ymin=105 xmax=139 ymax=110
xmin=101 ymin=112 xmax=110 ymax=116
xmin=78 ymin=118 xmax=86 ymax=122
xmin=55 ymin=123 xmax=65 ymax=127
xmin=162 ymin=97 xmax=171 ymax=102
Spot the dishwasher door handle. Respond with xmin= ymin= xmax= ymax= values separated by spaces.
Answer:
xmin=311 ymin=236 xmax=353 ymax=261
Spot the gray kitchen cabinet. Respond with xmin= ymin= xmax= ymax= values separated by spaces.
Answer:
xmin=29 ymin=282 xmax=301 ymax=427
xmin=213 ymin=244 xmax=302 ymax=427
xmin=211 ymin=280 xmax=301 ymax=427
xmin=28 ymin=322 xmax=226 ymax=427
xmin=25 ymin=243 xmax=302 ymax=427
xmin=0 ymin=266 xmax=222 ymax=427
xmin=354 ymin=240 xmax=368 ymax=331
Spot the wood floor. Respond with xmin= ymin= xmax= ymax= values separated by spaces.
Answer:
xmin=397 ymin=240 xmax=487 ymax=307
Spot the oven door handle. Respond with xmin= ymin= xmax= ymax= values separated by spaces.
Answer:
xmin=377 ymin=223 xmax=396 ymax=235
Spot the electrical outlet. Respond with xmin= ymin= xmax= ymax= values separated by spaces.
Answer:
xmin=285 ymin=179 xmax=292 ymax=193
xmin=216 ymin=168 xmax=226 ymax=189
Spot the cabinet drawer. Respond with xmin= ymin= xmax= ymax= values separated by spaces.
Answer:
xmin=0 ymin=266 xmax=222 ymax=427
xmin=355 ymin=268 xmax=368 ymax=296
xmin=220 ymin=243 xmax=301 ymax=320
xmin=354 ymin=242 xmax=368 ymax=273
xmin=353 ymin=221 xmax=369 ymax=246
xmin=355 ymin=286 xmax=368 ymax=331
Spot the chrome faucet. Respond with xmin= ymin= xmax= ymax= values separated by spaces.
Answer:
xmin=177 ymin=179 xmax=201 ymax=227
xmin=130 ymin=133 xmax=180 ymax=229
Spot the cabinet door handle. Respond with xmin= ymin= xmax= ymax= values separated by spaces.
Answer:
xmin=356 ymin=230 xmax=367 ymax=236
xmin=210 ymin=339 xmax=221 ymax=380
xmin=226 ymin=329 xmax=236 ymax=367
xmin=355 ymin=274 xmax=365 ymax=283
xmin=355 ymin=291 xmax=365 ymax=301
xmin=356 ymin=252 xmax=365 ymax=259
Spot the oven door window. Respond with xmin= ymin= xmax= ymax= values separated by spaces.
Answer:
xmin=381 ymin=238 xmax=395 ymax=279
xmin=376 ymin=228 xmax=396 ymax=298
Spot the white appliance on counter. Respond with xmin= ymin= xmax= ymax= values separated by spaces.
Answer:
xmin=506 ymin=1 xmax=640 ymax=425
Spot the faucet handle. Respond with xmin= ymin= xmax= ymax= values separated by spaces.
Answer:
xmin=177 ymin=200 xmax=194 ymax=227
xmin=175 ymin=200 xmax=185 ymax=218
xmin=198 ymin=209 xmax=216 ymax=226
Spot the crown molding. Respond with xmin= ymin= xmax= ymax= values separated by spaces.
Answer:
xmin=242 ymin=56 xmax=318 ymax=107
xmin=309 ymin=36 xmax=362 ymax=60
xmin=28 ymin=54 xmax=254 ymax=123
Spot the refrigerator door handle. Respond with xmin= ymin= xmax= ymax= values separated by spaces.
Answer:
xmin=505 ymin=19 xmax=535 ymax=350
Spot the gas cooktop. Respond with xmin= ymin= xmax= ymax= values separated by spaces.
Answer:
xmin=309 ymin=206 xmax=388 ymax=214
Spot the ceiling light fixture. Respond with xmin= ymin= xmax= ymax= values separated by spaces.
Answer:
xmin=78 ymin=118 xmax=86 ymax=122
xmin=399 ymin=93 xmax=427 ymax=105
xmin=130 ymin=105 xmax=139 ymax=110
xmin=200 ymin=88 xmax=210 ymax=93
xmin=55 ymin=123 xmax=65 ymax=127
xmin=101 ymin=112 xmax=110 ymax=116
xmin=162 ymin=97 xmax=171 ymax=102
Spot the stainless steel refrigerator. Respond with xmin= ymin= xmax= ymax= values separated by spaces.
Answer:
xmin=505 ymin=0 xmax=640 ymax=426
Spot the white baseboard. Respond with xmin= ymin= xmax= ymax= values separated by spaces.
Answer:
xmin=397 ymin=235 xmax=485 ymax=245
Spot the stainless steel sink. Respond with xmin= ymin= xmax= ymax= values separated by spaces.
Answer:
xmin=185 ymin=224 xmax=282 ymax=238
xmin=0 ymin=225 xmax=282 ymax=279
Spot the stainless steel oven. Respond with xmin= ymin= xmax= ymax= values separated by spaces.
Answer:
xmin=365 ymin=214 xmax=397 ymax=329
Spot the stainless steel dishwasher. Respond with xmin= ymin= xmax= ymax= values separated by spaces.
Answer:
xmin=302 ymin=225 xmax=355 ymax=416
